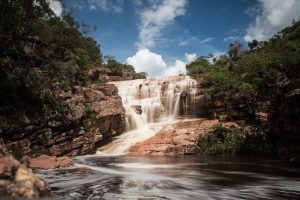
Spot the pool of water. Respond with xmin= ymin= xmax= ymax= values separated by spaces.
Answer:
xmin=39 ymin=155 xmax=300 ymax=200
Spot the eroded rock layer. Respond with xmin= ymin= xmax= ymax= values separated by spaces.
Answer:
xmin=0 ymin=84 xmax=125 ymax=157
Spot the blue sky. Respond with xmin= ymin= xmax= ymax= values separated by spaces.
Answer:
xmin=56 ymin=0 xmax=300 ymax=77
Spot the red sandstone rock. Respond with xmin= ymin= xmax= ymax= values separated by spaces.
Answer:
xmin=2 ymin=83 xmax=126 ymax=158
xmin=30 ymin=154 xmax=73 ymax=170
xmin=129 ymin=119 xmax=219 ymax=156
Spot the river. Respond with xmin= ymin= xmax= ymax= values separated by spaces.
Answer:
xmin=39 ymin=77 xmax=300 ymax=199
xmin=39 ymin=155 xmax=300 ymax=199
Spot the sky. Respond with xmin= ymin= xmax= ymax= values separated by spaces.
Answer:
xmin=50 ymin=0 xmax=300 ymax=77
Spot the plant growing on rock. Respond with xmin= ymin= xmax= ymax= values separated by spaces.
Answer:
xmin=196 ymin=125 xmax=273 ymax=156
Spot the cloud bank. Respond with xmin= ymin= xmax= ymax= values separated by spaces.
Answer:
xmin=88 ymin=0 xmax=124 ymax=13
xmin=137 ymin=0 xmax=187 ymax=48
xmin=244 ymin=0 xmax=300 ymax=41
xmin=48 ymin=0 xmax=63 ymax=16
xmin=126 ymin=49 xmax=197 ymax=77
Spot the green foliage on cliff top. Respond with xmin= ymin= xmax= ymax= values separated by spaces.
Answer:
xmin=0 ymin=0 xmax=146 ymax=116
xmin=0 ymin=0 xmax=105 ymax=114
xmin=186 ymin=20 xmax=300 ymax=122
xmin=104 ymin=56 xmax=147 ymax=78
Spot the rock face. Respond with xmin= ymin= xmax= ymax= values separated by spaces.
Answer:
xmin=0 ymin=83 xmax=126 ymax=157
xmin=270 ymin=88 xmax=300 ymax=159
xmin=30 ymin=154 xmax=73 ymax=170
xmin=0 ymin=142 xmax=52 ymax=198
xmin=129 ymin=119 xmax=219 ymax=156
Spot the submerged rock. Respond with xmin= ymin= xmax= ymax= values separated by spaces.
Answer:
xmin=130 ymin=105 xmax=142 ymax=115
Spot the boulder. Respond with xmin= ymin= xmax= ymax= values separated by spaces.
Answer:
xmin=0 ymin=156 xmax=52 ymax=198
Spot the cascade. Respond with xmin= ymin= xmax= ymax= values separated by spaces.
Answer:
xmin=116 ymin=76 xmax=197 ymax=131
xmin=97 ymin=76 xmax=197 ymax=155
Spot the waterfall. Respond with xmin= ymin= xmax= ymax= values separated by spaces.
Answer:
xmin=97 ymin=76 xmax=197 ymax=155
xmin=115 ymin=76 xmax=197 ymax=131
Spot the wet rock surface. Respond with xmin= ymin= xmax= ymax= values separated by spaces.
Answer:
xmin=128 ymin=119 xmax=219 ymax=156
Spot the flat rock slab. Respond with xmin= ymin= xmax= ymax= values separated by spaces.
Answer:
xmin=30 ymin=154 xmax=73 ymax=170
xmin=128 ymin=119 xmax=219 ymax=156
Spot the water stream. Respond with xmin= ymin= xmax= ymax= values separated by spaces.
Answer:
xmin=38 ymin=77 xmax=300 ymax=199
xmin=39 ymin=155 xmax=300 ymax=200
xmin=97 ymin=76 xmax=197 ymax=155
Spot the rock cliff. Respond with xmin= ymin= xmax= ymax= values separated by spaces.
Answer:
xmin=270 ymin=85 xmax=300 ymax=159
xmin=0 ymin=83 xmax=125 ymax=158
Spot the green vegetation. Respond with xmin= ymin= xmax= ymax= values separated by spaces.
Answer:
xmin=30 ymin=145 xmax=44 ymax=157
xmin=189 ymin=20 xmax=300 ymax=157
xmin=84 ymin=106 xmax=93 ymax=117
xmin=187 ymin=20 xmax=300 ymax=122
xmin=0 ymin=0 xmax=101 ymax=114
xmin=0 ymin=0 xmax=146 ymax=116
xmin=11 ymin=146 xmax=24 ymax=160
xmin=104 ymin=56 xmax=147 ymax=78
xmin=196 ymin=125 xmax=272 ymax=156
xmin=134 ymin=72 xmax=148 ymax=79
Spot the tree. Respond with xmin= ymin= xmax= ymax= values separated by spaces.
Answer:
xmin=228 ymin=41 xmax=243 ymax=59
xmin=135 ymin=72 xmax=147 ymax=79
xmin=248 ymin=39 xmax=259 ymax=50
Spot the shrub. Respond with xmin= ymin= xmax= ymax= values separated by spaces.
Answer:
xmin=84 ymin=106 xmax=93 ymax=117
xmin=196 ymin=125 xmax=273 ymax=156
xmin=12 ymin=147 xmax=24 ymax=161
xmin=30 ymin=145 xmax=43 ymax=156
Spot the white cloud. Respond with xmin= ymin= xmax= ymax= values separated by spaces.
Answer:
xmin=48 ymin=0 xmax=63 ymax=16
xmin=126 ymin=49 xmax=167 ymax=77
xmin=88 ymin=0 xmax=123 ymax=13
xmin=199 ymin=37 xmax=215 ymax=43
xmin=208 ymin=52 xmax=225 ymax=63
xmin=179 ymin=39 xmax=189 ymax=46
xmin=224 ymin=36 xmax=239 ymax=42
xmin=185 ymin=53 xmax=197 ymax=63
xmin=162 ymin=59 xmax=186 ymax=77
xmin=131 ymin=0 xmax=143 ymax=6
xmin=178 ymin=36 xmax=214 ymax=46
xmin=137 ymin=0 xmax=187 ymax=48
xmin=90 ymin=5 xmax=97 ymax=10
xmin=244 ymin=0 xmax=300 ymax=42
xmin=126 ymin=49 xmax=197 ymax=77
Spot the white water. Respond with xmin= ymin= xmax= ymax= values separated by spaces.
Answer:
xmin=97 ymin=76 xmax=197 ymax=155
